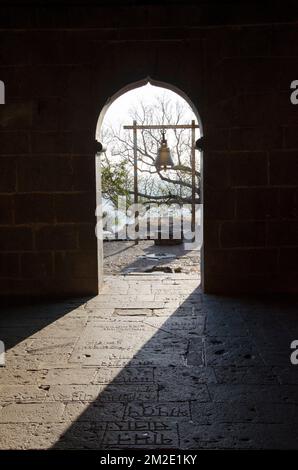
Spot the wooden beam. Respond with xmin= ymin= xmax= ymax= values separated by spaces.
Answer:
xmin=124 ymin=124 xmax=199 ymax=130
xmin=133 ymin=120 xmax=139 ymax=245
xmin=191 ymin=119 xmax=196 ymax=235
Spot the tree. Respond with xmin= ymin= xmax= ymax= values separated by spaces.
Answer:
xmin=101 ymin=157 xmax=132 ymax=208
xmin=100 ymin=92 xmax=200 ymax=207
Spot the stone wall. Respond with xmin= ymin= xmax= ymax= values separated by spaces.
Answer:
xmin=0 ymin=2 xmax=298 ymax=294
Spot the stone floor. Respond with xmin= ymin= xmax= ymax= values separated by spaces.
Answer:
xmin=1 ymin=273 xmax=298 ymax=449
xmin=103 ymin=240 xmax=200 ymax=274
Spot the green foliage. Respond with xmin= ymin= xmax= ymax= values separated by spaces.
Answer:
xmin=101 ymin=159 xmax=132 ymax=207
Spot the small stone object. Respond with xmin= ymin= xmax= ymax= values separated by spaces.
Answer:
xmin=141 ymin=253 xmax=176 ymax=260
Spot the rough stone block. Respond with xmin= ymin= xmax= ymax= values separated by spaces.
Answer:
xmin=220 ymin=221 xmax=266 ymax=248
xmin=0 ymin=131 xmax=29 ymax=154
xmin=279 ymin=188 xmax=298 ymax=219
xmin=236 ymin=188 xmax=278 ymax=219
xmin=32 ymin=97 xmax=61 ymax=131
xmin=55 ymin=193 xmax=95 ymax=223
xmin=55 ymin=251 xmax=97 ymax=279
xmin=102 ymin=421 xmax=179 ymax=449
xmin=125 ymin=402 xmax=190 ymax=420
xmin=72 ymin=155 xmax=96 ymax=191
xmin=275 ymin=91 xmax=298 ymax=126
xmin=0 ymin=253 xmax=19 ymax=277
xmin=0 ymin=403 xmax=65 ymax=423
xmin=205 ymin=152 xmax=230 ymax=188
xmin=0 ymin=156 xmax=16 ymax=192
xmin=279 ymin=248 xmax=298 ymax=272
xmin=0 ymin=195 xmax=13 ymax=224
xmin=205 ymin=248 xmax=277 ymax=275
xmin=36 ymin=225 xmax=77 ymax=250
xmin=77 ymin=225 xmax=97 ymax=250
xmin=205 ymin=128 xmax=230 ymax=151
xmin=18 ymin=155 xmax=73 ymax=192
xmin=44 ymin=368 xmax=96 ymax=386
xmin=271 ymin=26 xmax=298 ymax=56
xmin=0 ymin=103 xmax=33 ymax=129
xmin=270 ymin=151 xmax=298 ymax=185
xmin=62 ymin=402 xmax=125 ymax=423
xmin=284 ymin=126 xmax=298 ymax=149
xmin=236 ymin=93 xmax=276 ymax=127
xmin=15 ymin=194 xmax=54 ymax=224
xmin=268 ymin=221 xmax=298 ymax=246
xmin=0 ymin=385 xmax=46 ymax=403
xmin=21 ymin=252 xmax=53 ymax=279
xmin=204 ymin=189 xmax=235 ymax=220
xmin=230 ymin=152 xmax=268 ymax=186
xmin=230 ymin=126 xmax=282 ymax=151
xmin=31 ymin=131 xmax=72 ymax=154
xmin=0 ymin=227 xmax=33 ymax=251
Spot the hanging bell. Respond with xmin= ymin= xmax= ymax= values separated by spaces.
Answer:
xmin=155 ymin=131 xmax=174 ymax=171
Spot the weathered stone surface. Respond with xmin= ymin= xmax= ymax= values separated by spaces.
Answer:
xmin=87 ymin=300 xmax=165 ymax=309
xmin=204 ymin=337 xmax=264 ymax=366
xmin=62 ymin=402 xmax=125 ymax=423
xmin=143 ymin=316 xmax=205 ymax=337
xmin=0 ymin=385 xmax=47 ymax=403
xmin=54 ymin=422 xmax=106 ymax=450
xmin=26 ymin=338 xmax=78 ymax=356
xmin=190 ymin=401 xmax=260 ymax=425
xmin=124 ymin=402 xmax=190 ymax=420
xmin=205 ymin=315 xmax=249 ymax=337
xmin=179 ymin=422 xmax=287 ymax=449
xmin=44 ymin=368 xmax=97 ymax=385
xmin=102 ymin=421 xmax=179 ymax=449
xmin=0 ymin=273 xmax=298 ymax=449
xmin=85 ymin=308 xmax=115 ymax=318
xmin=44 ymin=385 xmax=103 ymax=402
xmin=159 ymin=382 xmax=210 ymax=402
xmin=29 ymin=319 xmax=87 ymax=338
xmin=93 ymin=367 xmax=154 ymax=384
xmin=44 ymin=384 xmax=158 ymax=403
xmin=208 ymin=384 xmax=298 ymax=404
xmin=0 ymin=423 xmax=68 ymax=449
xmin=0 ymin=403 xmax=65 ymax=423
xmin=114 ymin=308 xmax=153 ymax=316
xmin=214 ymin=366 xmax=279 ymax=384
xmin=0 ymin=368 xmax=47 ymax=385
xmin=155 ymin=365 xmax=217 ymax=386
xmin=273 ymin=366 xmax=298 ymax=385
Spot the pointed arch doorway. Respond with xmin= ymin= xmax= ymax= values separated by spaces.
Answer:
xmin=95 ymin=77 xmax=204 ymax=290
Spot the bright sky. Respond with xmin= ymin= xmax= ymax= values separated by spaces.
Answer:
xmin=98 ymin=83 xmax=201 ymax=211
xmin=98 ymin=83 xmax=200 ymax=141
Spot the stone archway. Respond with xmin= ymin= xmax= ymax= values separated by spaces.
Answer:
xmin=94 ymin=77 xmax=204 ymax=290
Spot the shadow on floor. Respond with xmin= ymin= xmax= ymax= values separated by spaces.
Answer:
xmin=47 ymin=279 xmax=298 ymax=450
xmin=0 ymin=297 xmax=92 ymax=351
